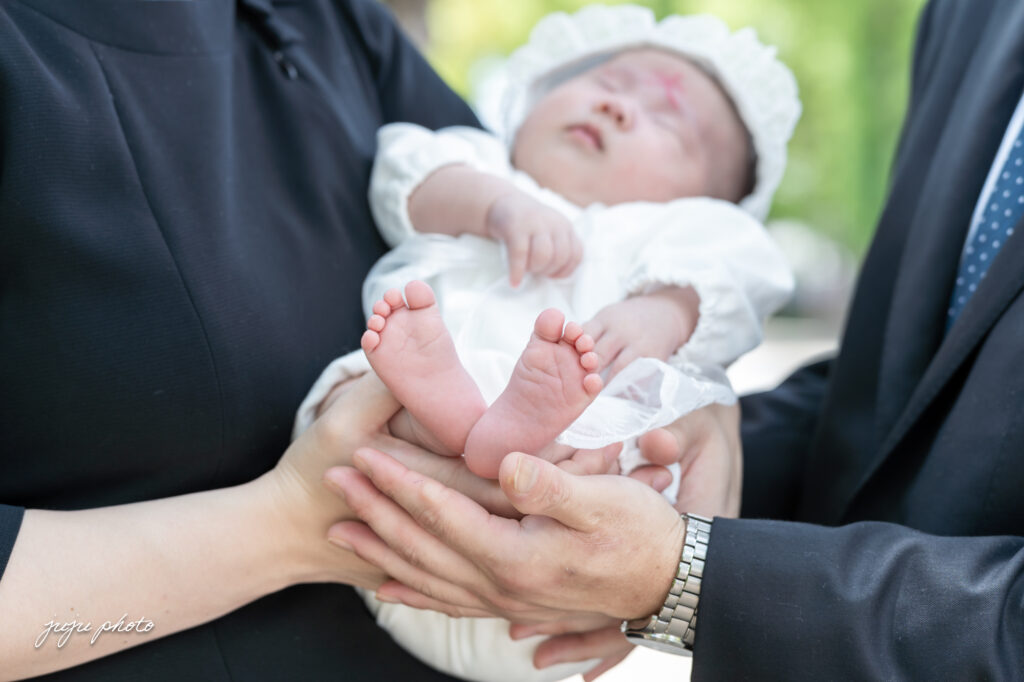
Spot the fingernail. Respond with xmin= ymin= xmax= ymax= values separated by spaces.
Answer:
xmin=322 ymin=471 xmax=347 ymax=502
xmin=535 ymin=653 xmax=558 ymax=668
xmin=513 ymin=455 xmax=539 ymax=494
xmin=509 ymin=626 xmax=534 ymax=640
xmin=375 ymin=592 xmax=399 ymax=604
xmin=327 ymin=536 xmax=353 ymax=552
xmin=654 ymin=471 xmax=673 ymax=491
xmin=353 ymin=448 xmax=374 ymax=477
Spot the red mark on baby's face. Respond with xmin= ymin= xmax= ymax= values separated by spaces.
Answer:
xmin=653 ymin=70 xmax=685 ymax=111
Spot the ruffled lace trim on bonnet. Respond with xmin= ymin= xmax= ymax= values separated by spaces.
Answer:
xmin=498 ymin=4 xmax=802 ymax=221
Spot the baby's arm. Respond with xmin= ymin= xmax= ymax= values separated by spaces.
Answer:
xmin=369 ymin=123 xmax=581 ymax=286
xmin=583 ymin=286 xmax=700 ymax=378
xmin=409 ymin=167 xmax=582 ymax=286
xmin=601 ymin=198 xmax=794 ymax=371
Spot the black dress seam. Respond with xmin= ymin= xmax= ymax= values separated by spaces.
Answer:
xmin=87 ymin=40 xmax=229 ymax=472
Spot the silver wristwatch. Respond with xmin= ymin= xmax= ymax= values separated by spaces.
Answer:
xmin=621 ymin=513 xmax=712 ymax=655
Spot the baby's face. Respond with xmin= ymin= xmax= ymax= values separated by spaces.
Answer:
xmin=513 ymin=49 xmax=752 ymax=207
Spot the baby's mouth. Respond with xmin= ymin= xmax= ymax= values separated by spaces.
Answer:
xmin=567 ymin=123 xmax=604 ymax=151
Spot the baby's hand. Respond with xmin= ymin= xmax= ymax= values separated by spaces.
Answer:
xmin=485 ymin=192 xmax=583 ymax=287
xmin=583 ymin=287 xmax=700 ymax=379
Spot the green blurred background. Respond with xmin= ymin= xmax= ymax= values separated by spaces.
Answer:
xmin=386 ymin=0 xmax=929 ymax=256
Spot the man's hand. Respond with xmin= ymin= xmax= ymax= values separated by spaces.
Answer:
xmin=486 ymin=191 xmax=583 ymax=287
xmin=639 ymin=401 xmax=742 ymax=517
xmin=323 ymin=447 xmax=685 ymax=623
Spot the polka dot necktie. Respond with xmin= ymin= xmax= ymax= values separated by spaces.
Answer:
xmin=946 ymin=132 xmax=1024 ymax=329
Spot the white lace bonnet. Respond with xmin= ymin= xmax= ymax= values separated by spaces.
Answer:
xmin=498 ymin=4 xmax=802 ymax=220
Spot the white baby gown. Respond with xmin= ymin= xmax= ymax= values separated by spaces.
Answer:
xmin=292 ymin=123 xmax=794 ymax=682
xmin=297 ymin=123 xmax=793 ymax=456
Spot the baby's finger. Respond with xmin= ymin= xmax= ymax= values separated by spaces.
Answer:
xmin=548 ymin=228 xmax=581 ymax=276
xmin=528 ymin=232 xmax=554 ymax=274
xmin=506 ymin=233 xmax=530 ymax=287
xmin=547 ymin=228 xmax=572 ymax=277
xmin=608 ymin=347 xmax=638 ymax=378
xmin=592 ymin=334 xmax=626 ymax=371
xmin=569 ymin=232 xmax=584 ymax=272
xmin=581 ymin=318 xmax=605 ymax=344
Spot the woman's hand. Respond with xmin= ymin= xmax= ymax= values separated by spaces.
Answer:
xmin=265 ymin=372 xmax=408 ymax=586
xmin=511 ymin=617 xmax=634 ymax=681
xmin=323 ymin=446 xmax=685 ymax=623
xmin=272 ymin=372 xmax=533 ymax=580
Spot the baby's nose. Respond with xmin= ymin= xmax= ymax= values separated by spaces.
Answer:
xmin=596 ymin=97 xmax=634 ymax=130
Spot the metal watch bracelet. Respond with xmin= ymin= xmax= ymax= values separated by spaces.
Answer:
xmin=621 ymin=513 xmax=713 ymax=655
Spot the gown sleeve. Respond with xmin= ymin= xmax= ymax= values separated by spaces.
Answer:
xmin=368 ymin=124 xmax=513 ymax=247
xmin=617 ymin=198 xmax=794 ymax=368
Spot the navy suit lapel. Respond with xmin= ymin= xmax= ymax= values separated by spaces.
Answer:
xmin=848 ymin=0 xmax=1024 ymax=509
xmin=876 ymin=224 xmax=1024 ymax=461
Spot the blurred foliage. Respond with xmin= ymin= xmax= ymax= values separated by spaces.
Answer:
xmin=412 ymin=0 xmax=929 ymax=255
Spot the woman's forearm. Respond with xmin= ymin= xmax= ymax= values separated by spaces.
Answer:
xmin=0 ymin=473 xmax=372 ymax=679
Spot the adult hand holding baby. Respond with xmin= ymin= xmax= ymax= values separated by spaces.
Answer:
xmin=512 ymin=402 xmax=742 ymax=677
xmin=638 ymin=401 xmax=743 ymax=518
xmin=510 ymin=615 xmax=633 ymax=681
xmin=275 ymin=371 xmax=610 ymax=585
xmin=322 ymin=446 xmax=685 ymax=627
xmin=320 ymin=401 xmax=740 ymax=679
xmin=269 ymin=372 xmax=409 ymax=588
xmin=498 ymin=402 xmax=742 ymax=678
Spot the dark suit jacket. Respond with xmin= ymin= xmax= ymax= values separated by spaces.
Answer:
xmin=696 ymin=0 xmax=1024 ymax=679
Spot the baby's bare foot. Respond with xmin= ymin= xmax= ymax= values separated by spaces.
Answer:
xmin=463 ymin=309 xmax=603 ymax=478
xmin=362 ymin=281 xmax=486 ymax=456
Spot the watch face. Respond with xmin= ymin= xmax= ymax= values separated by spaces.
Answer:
xmin=624 ymin=631 xmax=694 ymax=656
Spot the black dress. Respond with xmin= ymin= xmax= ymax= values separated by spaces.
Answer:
xmin=0 ymin=0 xmax=478 ymax=678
